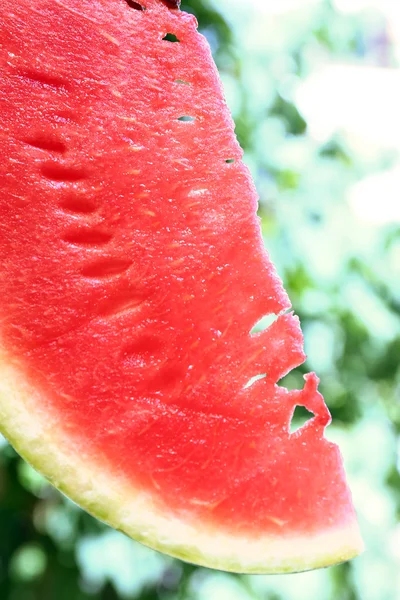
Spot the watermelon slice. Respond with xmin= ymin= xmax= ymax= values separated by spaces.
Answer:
xmin=0 ymin=0 xmax=363 ymax=573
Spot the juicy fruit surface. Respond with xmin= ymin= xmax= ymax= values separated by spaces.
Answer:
xmin=0 ymin=0 xmax=361 ymax=570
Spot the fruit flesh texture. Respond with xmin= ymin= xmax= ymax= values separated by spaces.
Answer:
xmin=0 ymin=0 xmax=359 ymax=545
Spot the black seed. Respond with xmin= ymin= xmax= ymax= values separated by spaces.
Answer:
xmin=162 ymin=0 xmax=181 ymax=8
xmin=124 ymin=0 xmax=145 ymax=10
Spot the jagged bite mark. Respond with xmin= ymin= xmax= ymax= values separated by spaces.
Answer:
xmin=247 ymin=312 xmax=306 ymax=384
xmin=243 ymin=373 xmax=267 ymax=389
xmin=289 ymin=405 xmax=314 ymax=435
xmin=23 ymin=136 xmax=67 ymax=154
xmin=250 ymin=314 xmax=279 ymax=335
xmin=20 ymin=70 xmax=68 ymax=89
xmin=80 ymin=258 xmax=132 ymax=278
xmin=63 ymin=229 xmax=113 ymax=246
xmin=59 ymin=196 xmax=97 ymax=214
xmin=163 ymin=33 xmax=180 ymax=43
xmin=41 ymin=164 xmax=89 ymax=182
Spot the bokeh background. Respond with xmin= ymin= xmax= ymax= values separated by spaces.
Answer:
xmin=1 ymin=0 xmax=400 ymax=598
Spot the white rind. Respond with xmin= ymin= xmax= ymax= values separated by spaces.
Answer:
xmin=0 ymin=347 xmax=364 ymax=574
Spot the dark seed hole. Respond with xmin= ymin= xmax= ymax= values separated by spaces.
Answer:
xmin=81 ymin=258 xmax=132 ymax=278
xmin=59 ymin=196 xmax=97 ymax=214
xmin=290 ymin=405 xmax=314 ymax=434
xmin=41 ymin=164 xmax=89 ymax=182
xmin=124 ymin=0 xmax=145 ymax=9
xmin=123 ymin=335 xmax=163 ymax=357
xmin=152 ymin=364 xmax=185 ymax=390
xmin=24 ymin=136 xmax=67 ymax=154
xmin=99 ymin=292 xmax=147 ymax=318
xmin=53 ymin=110 xmax=78 ymax=125
xmin=163 ymin=33 xmax=180 ymax=43
xmin=177 ymin=116 xmax=195 ymax=122
xmin=21 ymin=70 xmax=68 ymax=89
xmin=63 ymin=229 xmax=113 ymax=246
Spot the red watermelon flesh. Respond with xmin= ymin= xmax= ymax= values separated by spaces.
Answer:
xmin=0 ymin=0 xmax=362 ymax=572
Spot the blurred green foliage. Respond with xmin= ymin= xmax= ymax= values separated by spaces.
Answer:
xmin=1 ymin=1 xmax=399 ymax=599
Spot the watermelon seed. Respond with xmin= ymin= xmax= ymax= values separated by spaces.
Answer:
xmin=178 ymin=116 xmax=195 ymax=122
xmin=62 ymin=229 xmax=113 ymax=246
xmin=163 ymin=33 xmax=180 ymax=43
xmin=289 ymin=405 xmax=314 ymax=435
xmin=124 ymin=0 xmax=146 ymax=9
xmin=59 ymin=196 xmax=97 ymax=214
xmin=80 ymin=258 xmax=132 ymax=278
xmin=23 ymin=136 xmax=67 ymax=154
xmin=225 ymin=158 xmax=235 ymax=164
xmin=175 ymin=79 xmax=190 ymax=85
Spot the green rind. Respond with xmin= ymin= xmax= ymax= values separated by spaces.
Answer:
xmin=0 ymin=348 xmax=364 ymax=574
